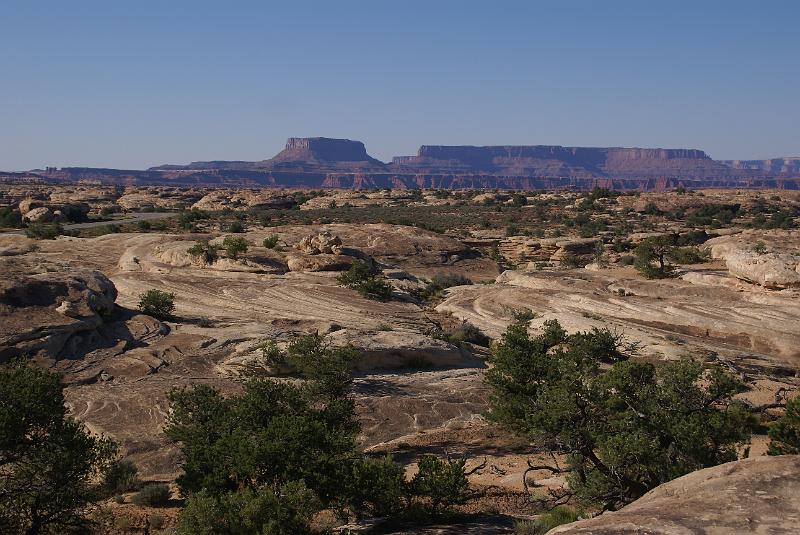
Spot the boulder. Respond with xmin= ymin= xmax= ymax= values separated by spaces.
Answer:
xmin=23 ymin=206 xmax=54 ymax=223
xmin=17 ymin=197 xmax=44 ymax=214
xmin=550 ymin=455 xmax=800 ymax=534
xmin=296 ymin=230 xmax=343 ymax=255
xmin=0 ymin=269 xmax=118 ymax=360
xmin=724 ymin=251 xmax=800 ymax=289
xmin=286 ymin=253 xmax=354 ymax=272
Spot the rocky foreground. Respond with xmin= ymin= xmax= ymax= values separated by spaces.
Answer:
xmin=1 ymin=213 xmax=799 ymax=531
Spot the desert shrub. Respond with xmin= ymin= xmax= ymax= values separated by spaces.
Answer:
xmin=337 ymin=260 xmax=392 ymax=300
xmin=132 ymin=483 xmax=171 ymax=507
xmin=559 ymin=254 xmax=587 ymax=269
xmin=410 ymin=455 xmax=470 ymax=515
xmin=487 ymin=319 xmax=754 ymax=510
xmin=177 ymin=209 xmax=210 ymax=230
xmin=768 ymin=397 xmax=800 ymax=455
xmin=619 ymin=254 xmax=635 ymax=266
xmin=138 ymin=289 xmax=176 ymax=320
xmin=25 ymin=221 xmax=64 ymax=239
xmin=0 ymin=360 xmax=117 ymax=534
xmin=508 ymin=307 xmax=538 ymax=322
xmin=166 ymin=339 xmax=406 ymax=532
xmin=347 ymin=455 xmax=406 ymax=517
xmin=137 ymin=220 xmax=151 ymax=231
xmin=103 ymin=459 xmax=141 ymax=495
xmin=667 ymin=246 xmax=708 ymax=264
xmin=227 ymin=220 xmax=245 ymax=233
xmin=420 ymin=272 xmax=473 ymax=299
xmin=178 ymin=485 xmax=317 ymax=535
xmin=634 ymin=235 xmax=675 ymax=278
xmin=262 ymin=235 xmax=280 ymax=248
xmin=187 ymin=241 xmax=219 ymax=264
xmin=222 ymin=236 xmax=248 ymax=259
xmin=0 ymin=207 xmax=22 ymax=228
xmin=148 ymin=513 xmax=165 ymax=530
xmin=443 ymin=321 xmax=490 ymax=347
xmin=514 ymin=506 xmax=583 ymax=534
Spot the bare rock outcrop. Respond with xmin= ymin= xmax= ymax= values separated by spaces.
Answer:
xmin=705 ymin=230 xmax=800 ymax=289
xmin=549 ymin=455 xmax=800 ymax=534
xmin=23 ymin=206 xmax=54 ymax=222
xmin=0 ymin=268 xmax=118 ymax=360
xmin=296 ymin=230 xmax=344 ymax=255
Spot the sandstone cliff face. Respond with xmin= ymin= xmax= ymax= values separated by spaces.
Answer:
xmin=393 ymin=144 xmax=738 ymax=180
xmin=16 ymin=139 xmax=800 ymax=190
xmin=723 ymin=157 xmax=800 ymax=175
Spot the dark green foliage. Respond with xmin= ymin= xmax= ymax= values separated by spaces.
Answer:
xmin=0 ymin=207 xmax=22 ymax=228
xmin=0 ymin=361 xmax=117 ymax=535
xmin=138 ymin=289 xmax=176 ymax=320
xmin=511 ymin=193 xmax=528 ymax=206
xmin=222 ymin=236 xmax=248 ymax=259
xmin=514 ymin=506 xmax=584 ymax=534
xmin=767 ymin=397 xmax=800 ymax=455
xmin=441 ymin=321 xmax=490 ymax=347
xmin=137 ymin=220 xmax=152 ymax=231
xmin=667 ymin=246 xmax=708 ymax=264
xmin=409 ymin=455 xmax=470 ymax=515
xmin=165 ymin=338 xmax=381 ymax=531
xmin=421 ymin=272 xmax=473 ymax=300
xmin=347 ymin=456 xmax=406 ymax=517
xmin=103 ymin=459 xmax=141 ymax=495
xmin=634 ymin=235 xmax=675 ymax=278
xmin=187 ymin=240 xmax=220 ymax=264
xmin=337 ymin=260 xmax=393 ymax=300
xmin=685 ymin=203 xmax=740 ymax=227
xmin=178 ymin=484 xmax=317 ymax=535
xmin=132 ymin=483 xmax=171 ymax=507
xmin=227 ymin=220 xmax=246 ymax=233
xmin=24 ymin=222 xmax=64 ymax=240
xmin=177 ymin=209 xmax=210 ymax=230
xmin=486 ymin=320 xmax=754 ymax=510
xmin=559 ymin=254 xmax=588 ymax=269
xmin=262 ymin=234 xmax=280 ymax=248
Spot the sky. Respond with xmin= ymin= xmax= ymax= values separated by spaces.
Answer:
xmin=1 ymin=0 xmax=798 ymax=170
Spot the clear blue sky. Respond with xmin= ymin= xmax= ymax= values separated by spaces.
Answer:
xmin=1 ymin=0 xmax=798 ymax=170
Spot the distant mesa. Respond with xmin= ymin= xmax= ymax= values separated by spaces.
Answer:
xmin=11 ymin=136 xmax=800 ymax=191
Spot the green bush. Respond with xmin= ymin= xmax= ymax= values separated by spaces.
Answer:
xmin=187 ymin=241 xmax=219 ymax=264
xmin=0 ymin=361 xmax=117 ymax=534
xmin=138 ymin=289 xmax=176 ymax=320
xmin=25 ymin=222 xmax=64 ymax=240
xmin=337 ymin=260 xmax=392 ymax=300
xmin=487 ymin=319 xmax=754 ymax=510
xmin=132 ymin=483 xmax=171 ymax=507
xmin=262 ymin=235 xmax=280 ymax=249
xmin=0 ymin=207 xmax=22 ymax=228
xmin=103 ymin=459 xmax=141 ymax=495
xmin=442 ymin=322 xmax=490 ymax=347
xmin=667 ymin=246 xmax=708 ymax=264
xmin=227 ymin=220 xmax=245 ymax=233
xmin=410 ymin=455 xmax=470 ymax=515
xmin=148 ymin=513 xmax=165 ymax=530
xmin=768 ymin=397 xmax=800 ymax=455
xmin=222 ymin=236 xmax=248 ymax=259
xmin=634 ymin=236 xmax=675 ymax=278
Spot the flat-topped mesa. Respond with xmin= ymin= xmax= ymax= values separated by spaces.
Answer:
xmin=722 ymin=157 xmax=800 ymax=176
xmin=270 ymin=137 xmax=386 ymax=167
xmin=391 ymin=144 xmax=728 ymax=178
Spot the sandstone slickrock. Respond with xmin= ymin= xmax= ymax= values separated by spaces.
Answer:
xmin=705 ymin=230 xmax=800 ymax=289
xmin=549 ymin=455 xmax=800 ymax=535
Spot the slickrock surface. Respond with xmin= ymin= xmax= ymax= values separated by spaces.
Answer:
xmin=549 ymin=455 xmax=800 ymax=534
